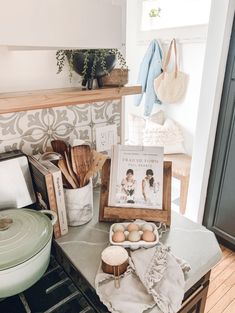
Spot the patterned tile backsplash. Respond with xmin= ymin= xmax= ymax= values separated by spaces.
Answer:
xmin=0 ymin=99 xmax=121 ymax=155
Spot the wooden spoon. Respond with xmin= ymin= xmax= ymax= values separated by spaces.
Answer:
xmin=64 ymin=151 xmax=79 ymax=188
xmin=51 ymin=140 xmax=68 ymax=157
xmin=71 ymin=148 xmax=80 ymax=187
xmin=71 ymin=145 xmax=92 ymax=187
xmin=83 ymin=151 xmax=107 ymax=186
xmin=57 ymin=159 xmax=78 ymax=189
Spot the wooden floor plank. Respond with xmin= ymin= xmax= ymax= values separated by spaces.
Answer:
xmin=220 ymin=249 xmax=233 ymax=260
xmin=211 ymin=250 xmax=233 ymax=272
xmin=208 ymin=286 xmax=235 ymax=313
xmin=205 ymin=283 xmax=231 ymax=312
xmin=219 ymin=245 xmax=233 ymax=259
xmin=223 ymin=299 xmax=235 ymax=313
xmin=219 ymin=245 xmax=233 ymax=260
xmin=225 ymin=271 xmax=235 ymax=287
xmin=219 ymin=245 xmax=231 ymax=255
xmin=210 ymin=252 xmax=235 ymax=280
xmin=207 ymin=262 xmax=235 ymax=296
xmin=205 ymin=245 xmax=235 ymax=313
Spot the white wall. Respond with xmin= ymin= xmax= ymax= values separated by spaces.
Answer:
xmin=0 ymin=0 xmax=123 ymax=49
xmin=125 ymin=0 xmax=207 ymax=155
xmin=186 ymin=0 xmax=235 ymax=223
xmin=161 ymin=42 xmax=206 ymax=154
xmin=0 ymin=47 xmax=80 ymax=93
xmin=0 ymin=0 xmax=127 ymax=93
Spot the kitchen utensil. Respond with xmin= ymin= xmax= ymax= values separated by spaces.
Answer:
xmin=39 ymin=151 xmax=63 ymax=162
xmin=71 ymin=145 xmax=92 ymax=187
xmin=57 ymin=159 xmax=78 ymax=189
xmin=64 ymin=151 xmax=79 ymax=188
xmin=51 ymin=140 xmax=68 ymax=157
xmin=0 ymin=209 xmax=57 ymax=297
xmin=101 ymin=246 xmax=129 ymax=288
xmin=83 ymin=150 xmax=107 ymax=186
xmin=71 ymin=148 xmax=80 ymax=187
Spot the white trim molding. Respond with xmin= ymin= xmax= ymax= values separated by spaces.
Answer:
xmin=186 ymin=0 xmax=235 ymax=224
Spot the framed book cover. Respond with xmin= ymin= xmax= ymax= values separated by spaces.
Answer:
xmin=108 ymin=145 xmax=164 ymax=210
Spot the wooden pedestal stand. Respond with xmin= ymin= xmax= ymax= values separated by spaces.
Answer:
xmin=99 ymin=159 xmax=172 ymax=226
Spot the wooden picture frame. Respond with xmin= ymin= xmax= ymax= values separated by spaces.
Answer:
xmin=99 ymin=159 xmax=172 ymax=226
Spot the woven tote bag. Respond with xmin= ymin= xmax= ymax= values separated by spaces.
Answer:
xmin=154 ymin=39 xmax=188 ymax=104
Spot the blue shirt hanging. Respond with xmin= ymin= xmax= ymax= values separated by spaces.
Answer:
xmin=134 ymin=39 xmax=163 ymax=116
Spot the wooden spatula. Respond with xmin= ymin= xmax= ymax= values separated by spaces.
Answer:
xmin=57 ymin=158 xmax=78 ymax=189
xmin=51 ymin=140 xmax=68 ymax=157
xmin=71 ymin=145 xmax=92 ymax=187
xmin=64 ymin=151 xmax=79 ymax=188
xmin=83 ymin=151 xmax=108 ymax=186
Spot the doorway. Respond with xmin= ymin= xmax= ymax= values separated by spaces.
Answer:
xmin=124 ymin=0 xmax=211 ymax=218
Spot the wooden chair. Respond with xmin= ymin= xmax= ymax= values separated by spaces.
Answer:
xmin=164 ymin=154 xmax=192 ymax=215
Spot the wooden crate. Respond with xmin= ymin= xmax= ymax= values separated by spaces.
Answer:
xmin=102 ymin=69 xmax=129 ymax=87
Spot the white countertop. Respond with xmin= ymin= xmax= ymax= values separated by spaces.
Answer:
xmin=56 ymin=188 xmax=222 ymax=292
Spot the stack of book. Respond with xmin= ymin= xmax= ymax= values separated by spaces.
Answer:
xmin=28 ymin=156 xmax=68 ymax=239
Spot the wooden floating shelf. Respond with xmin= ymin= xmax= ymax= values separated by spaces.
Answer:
xmin=0 ymin=85 xmax=141 ymax=114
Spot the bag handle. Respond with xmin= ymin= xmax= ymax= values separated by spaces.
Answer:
xmin=162 ymin=38 xmax=178 ymax=78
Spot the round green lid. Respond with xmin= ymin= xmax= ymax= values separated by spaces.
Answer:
xmin=0 ymin=208 xmax=53 ymax=271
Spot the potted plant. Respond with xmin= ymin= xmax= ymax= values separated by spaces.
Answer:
xmin=56 ymin=49 xmax=127 ymax=90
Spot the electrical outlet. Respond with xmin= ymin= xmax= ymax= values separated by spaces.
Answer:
xmin=95 ymin=124 xmax=118 ymax=153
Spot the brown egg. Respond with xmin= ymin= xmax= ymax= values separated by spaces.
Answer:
xmin=127 ymin=223 xmax=139 ymax=232
xmin=142 ymin=230 xmax=156 ymax=242
xmin=128 ymin=230 xmax=141 ymax=242
xmin=112 ymin=231 xmax=125 ymax=242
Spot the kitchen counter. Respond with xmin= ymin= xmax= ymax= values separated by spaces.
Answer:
xmin=55 ymin=188 xmax=222 ymax=311
xmin=56 ymin=188 xmax=221 ymax=291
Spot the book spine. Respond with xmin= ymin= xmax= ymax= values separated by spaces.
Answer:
xmin=44 ymin=174 xmax=61 ymax=239
xmin=51 ymin=170 xmax=68 ymax=235
xmin=28 ymin=156 xmax=61 ymax=239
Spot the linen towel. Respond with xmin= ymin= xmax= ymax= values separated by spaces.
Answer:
xmin=95 ymin=243 xmax=190 ymax=313
xmin=134 ymin=39 xmax=163 ymax=116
